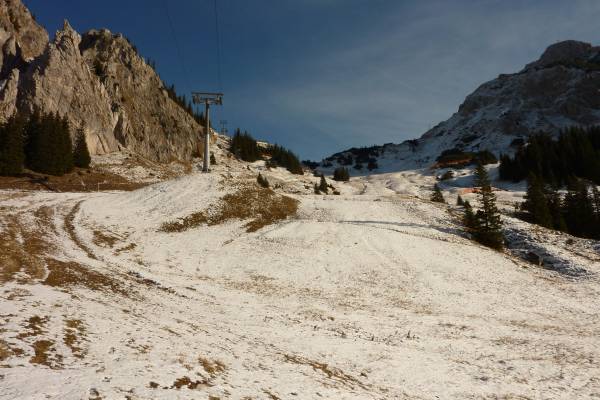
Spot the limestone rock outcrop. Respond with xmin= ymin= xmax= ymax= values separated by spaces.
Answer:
xmin=0 ymin=0 xmax=204 ymax=161
xmin=321 ymin=40 xmax=600 ymax=170
xmin=80 ymin=29 xmax=201 ymax=161
xmin=0 ymin=0 xmax=48 ymax=61
xmin=417 ymin=40 xmax=600 ymax=160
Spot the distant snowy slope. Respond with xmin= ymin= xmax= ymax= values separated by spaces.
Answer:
xmin=319 ymin=40 xmax=600 ymax=174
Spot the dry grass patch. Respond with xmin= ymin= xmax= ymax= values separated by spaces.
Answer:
xmin=64 ymin=202 xmax=97 ymax=260
xmin=92 ymin=230 xmax=122 ymax=248
xmin=63 ymin=319 xmax=86 ymax=359
xmin=30 ymin=339 xmax=63 ymax=369
xmin=263 ymin=390 xmax=282 ymax=400
xmin=0 ymin=339 xmax=17 ymax=361
xmin=115 ymin=243 xmax=137 ymax=254
xmin=283 ymin=354 xmax=367 ymax=390
xmin=0 ymin=214 xmax=49 ymax=284
xmin=44 ymin=259 xmax=128 ymax=297
xmin=171 ymin=376 xmax=208 ymax=390
xmin=0 ymin=169 xmax=147 ymax=192
xmin=160 ymin=185 xmax=299 ymax=233
xmin=17 ymin=315 xmax=48 ymax=339
xmin=160 ymin=211 xmax=207 ymax=233
xmin=198 ymin=357 xmax=226 ymax=376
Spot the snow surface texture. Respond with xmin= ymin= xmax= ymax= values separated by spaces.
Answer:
xmin=1 ymin=154 xmax=599 ymax=399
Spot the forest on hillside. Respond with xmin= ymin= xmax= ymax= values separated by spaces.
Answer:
xmin=0 ymin=110 xmax=91 ymax=176
xmin=498 ymin=126 xmax=600 ymax=239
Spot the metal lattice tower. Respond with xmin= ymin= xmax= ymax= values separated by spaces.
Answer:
xmin=219 ymin=120 xmax=228 ymax=135
xmin=192 ymin=92 xmax=223 ymax=172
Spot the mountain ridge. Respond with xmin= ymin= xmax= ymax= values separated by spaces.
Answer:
xmin=319 ymin=40 xmax=600 ymax=174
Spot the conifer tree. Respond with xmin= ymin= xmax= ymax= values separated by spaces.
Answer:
xmin=546 ymin=185 xmax=567 ymax=232
xmin=431 ymin=184 xmax=445 ymax=203
xmin=26 ymin=111 xmax=74 ymax=176
xmin=257 ymin=173 xmax=269 ymax=188
xmin=0 ymin=114 xmax=25 ymax=175
xmin=73 ymin=126 xmax=91 ymax=168
xmin=318 ymin=174 xmax=328 ymax=194
xmin=268 ymin=144 xmax=303 ymax=175
xmin=333 ymin=167 xmax=350 ymax=182
xmin=563 ymin=179 xmax=595 ymax=238
xmin=456 ymin=195 xmax=464 ymax=206
xmin=25 ymin=108 xmax=43 ymax=172
xmin=472 ymin=164 xmax=504 ymax=249
xmin=463 ymin=200 xmax=476 ymax=230
xmin=230 ymin=129 xmax=260 ymax=162
xmin=522 ymin=173 xmax=553 ymax=228
xmin=56 ymin=114 xmax=74 ymax=175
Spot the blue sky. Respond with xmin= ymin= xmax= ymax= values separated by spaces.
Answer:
xmin=25 ymin=0 xmax=600 ymax=160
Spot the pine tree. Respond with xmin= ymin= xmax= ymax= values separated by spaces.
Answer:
xmin=73 ymin=126 xmax=91 ymax=168
xmin=522 ymin=173 xmax=553 ymax=228
xmin=25 ymin=108 xmax=44 ymax=172
xmin=431 ymin=184 xmax=445 ymax=203
xmin=257 ymin=173 xmax=269 ymax=188
xmin=456 ymin=195 xmax=464 ymax=206
xmin=26 ymin=111 xmax=74 ymax=176
xmin=563 ymin=179 xmax=595 ymax=238
xmin=333 ymin=167 xmax=350 ymax=182
xmin=546 ymin=185 xmax=567 ymax=232
xmin=472 ymin=164 xmax=504 ymax=249
xmin=463 ymin=200 xmax=476 ymax=230
xmin=230 ymin=129 xmax=260 ymax=162
xmin=593 ymin=186 xmax=600 ymax=239
xmin=0 ymin=114 xmax=25 ymax=176
xmin=268 ymin=144 xmax=303 ymax=175
xmin=318 ymin=174 xmax=328 ymax=194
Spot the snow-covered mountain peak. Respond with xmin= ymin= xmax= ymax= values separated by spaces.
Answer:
xmin=319 ymin=39 xmax=600 ymax=174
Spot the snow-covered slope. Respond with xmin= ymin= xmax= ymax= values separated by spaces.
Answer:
xmin=319 ymin=40 xmax=600 ymax=174
xmin=1 ymin=155 xmax=599 ymax=399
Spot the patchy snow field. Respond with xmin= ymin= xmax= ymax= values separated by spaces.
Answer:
xmin=1 ymin=156 xmax=599 ymax=400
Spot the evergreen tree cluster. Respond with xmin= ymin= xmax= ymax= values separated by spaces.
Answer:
xmin=499 ymin=127 xmax=600 ymax=185
xmin=333 ymin=167 xmax=350 ymax=182
xmin=267 ymin=144 xmax=304 ymax=175
xmin=229 ymin=129 xmax=303 ymax=175
xmin=0 ymin=114 xmax=25 ymax=176
xmin=230 ymin=129 xmax=261 ymax=162
xmin=0 ymin=110 xmax=91 ymax=177
xmin=73 ymin=127 xmax=92 ymax=169
xmin=521 ymin=173 xmax=600 ymax=239
xmin=462 ymin=165 xmax=504 ymax=250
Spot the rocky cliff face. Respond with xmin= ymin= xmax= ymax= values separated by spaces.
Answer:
xmin=418 ymin=40 xmax=600 ymax=158
xmin=17 ymin=21 xmax=121 ymax=155
xmin=320 ymin=40 xmax=600 ymax=172
xmin=0 ymin=0 xmax=48 ymax=61
xmin=80 ymin=29 xmax=201 ymax=162
xmin=0 ymin=0 xmax=204 ymax=162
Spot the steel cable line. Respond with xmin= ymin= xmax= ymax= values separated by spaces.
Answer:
xmin=213 ymin=0 xmax=223 ymax=92
xmin=162 ymin=0 xmax=192 ymax=90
